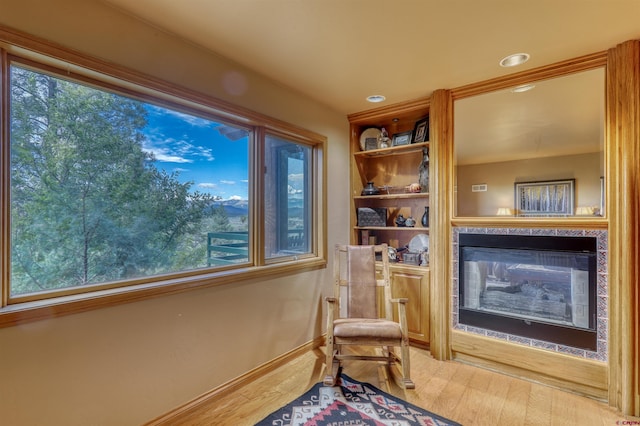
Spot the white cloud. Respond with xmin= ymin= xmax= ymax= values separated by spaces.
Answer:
xmin=228 ymin=195 xmax=243 ymax=201
xmin=220 ymin=180 xmax=236 ymax=185
xmin=198 ymin=183 xmax=218 ymax=189
xmin=197 ymin=146 xmax=215 ymax=161
xmin=143 ymin=146 xmax=193 ymax=163
xmin=146 ymin=104 xmax=212 ymax=128
xmin=142 ymin=134 xmax=214 ymax=164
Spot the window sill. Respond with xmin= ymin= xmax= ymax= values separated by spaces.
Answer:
xmin=0 ymin=257 xmax=327 ymax=328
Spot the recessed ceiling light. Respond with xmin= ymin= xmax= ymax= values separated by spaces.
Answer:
xmin=366 ymin=95 xmax=386 ymax=103
xmin=511 ymin=84 xmax=535 ymax=93
xmin=499 ymin=53 xmax=530 ymax=67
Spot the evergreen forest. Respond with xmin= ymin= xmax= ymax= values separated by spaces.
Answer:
xmin=10 ymin=66 xmax=236 ymax=296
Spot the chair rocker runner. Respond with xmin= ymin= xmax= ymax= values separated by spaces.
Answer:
xmin=324 ymin=244 xmax=414 ymax=389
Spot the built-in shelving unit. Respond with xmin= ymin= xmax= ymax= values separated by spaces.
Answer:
xmin=351 ymin=135 xmax=430 ymax=252
xmin=348 ymin=101 xmax=431 ymax=344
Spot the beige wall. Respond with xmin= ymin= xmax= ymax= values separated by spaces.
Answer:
xmin=0 ymin=1 xmax=349 ymax=425
xmin=456 ymin=152 xmax=603 ymax=217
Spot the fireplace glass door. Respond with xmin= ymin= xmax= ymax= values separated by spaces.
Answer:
xmin=458 ymin=234 xmax=597 ymax=350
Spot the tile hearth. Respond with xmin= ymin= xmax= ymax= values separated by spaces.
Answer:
xmin=452 ymin=227 xmax=608 ymax=362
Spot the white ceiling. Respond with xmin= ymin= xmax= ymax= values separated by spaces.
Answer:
xmin=102 ymin=0 xmax=639 ymax=115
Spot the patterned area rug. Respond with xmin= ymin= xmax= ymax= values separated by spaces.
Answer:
xmin=255 ymin=374 xmax=460 ymax=425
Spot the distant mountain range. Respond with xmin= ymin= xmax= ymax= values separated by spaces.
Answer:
xmin=210 ymin=197 xmax=304 ymax=217
xmin=212 ymin=199 xmax=248 ymax=216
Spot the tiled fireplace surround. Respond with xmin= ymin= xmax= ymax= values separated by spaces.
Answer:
xmin=452 ymin=227 xmax=608 ymax=362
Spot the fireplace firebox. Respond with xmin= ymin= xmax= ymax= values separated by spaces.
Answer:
xmin=458 ymin=233 xmax=598 ymax=350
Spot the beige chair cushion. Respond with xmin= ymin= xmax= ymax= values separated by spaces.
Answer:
xmin=333 ymin=318 xmax=402 ymax=340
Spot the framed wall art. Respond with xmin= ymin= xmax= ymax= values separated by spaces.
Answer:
xmin=392 ymin=131 xmax=412 ymax=146
xmin=514 ymin=179 xmax=575 ymax=216
xmin=412 ymin=117 xmax=429 ymax=143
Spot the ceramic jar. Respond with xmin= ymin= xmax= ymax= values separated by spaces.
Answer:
xmin=361 ymin=182 xmax=380 ymax=196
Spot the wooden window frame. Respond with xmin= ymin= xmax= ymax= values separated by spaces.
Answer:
xmin=0 ymin=27 xmax=327 ymax=328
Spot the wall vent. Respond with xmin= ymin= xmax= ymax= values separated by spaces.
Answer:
xmin=471 ymin=184 xmax=487 ymax=192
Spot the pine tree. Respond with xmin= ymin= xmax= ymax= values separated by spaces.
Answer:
xmin=10 ymin=66 xmax=222 ymax=294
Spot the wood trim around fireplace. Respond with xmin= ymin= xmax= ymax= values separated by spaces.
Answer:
xmin=605 ymin=39 xmax=640 ymax=416
xmin=451 ymin=330 xmax=608 ymax=399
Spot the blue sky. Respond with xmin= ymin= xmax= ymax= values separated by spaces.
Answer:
xmin=140 ymin=104 xmax=249 ymax=200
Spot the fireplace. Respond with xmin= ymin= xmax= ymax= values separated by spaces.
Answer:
xmin=457 ymin=232 xmax=598 ymax=351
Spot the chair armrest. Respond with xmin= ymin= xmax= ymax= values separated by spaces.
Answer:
xmin=393 ymin=298 xmax=410 ymax=338
xmin=325 ymin=296 xmax=338 ymax=340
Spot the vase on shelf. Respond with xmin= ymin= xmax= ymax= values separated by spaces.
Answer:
xmin=418 ymin=147 xmax=429 ymax=193
xmin=421 ymin=206 xmax=429 ymax=227
xmin=361 ymin=181 xmax=380 ymax=196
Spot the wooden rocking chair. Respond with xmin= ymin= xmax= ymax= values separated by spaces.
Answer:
xmin=324 ymin=244 xmax=414 ymax=389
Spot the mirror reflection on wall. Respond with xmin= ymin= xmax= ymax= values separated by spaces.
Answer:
xmin=454 ymin=67 xmax=605 ymax=218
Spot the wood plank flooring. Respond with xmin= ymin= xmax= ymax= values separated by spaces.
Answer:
xmin=167 ymin=346 xmax=635 ymax=425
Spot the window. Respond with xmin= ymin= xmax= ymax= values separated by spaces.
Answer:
xmin=9 ymin=64 xmax=251 ymax=298
xmin=1 ymin=42 xmax=325 ymax=315
xmin=264 ymin=134 xmax=313 ymax=261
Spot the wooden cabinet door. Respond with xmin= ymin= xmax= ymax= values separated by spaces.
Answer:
xmin=390 ymin=266 xmax=430 ymax=344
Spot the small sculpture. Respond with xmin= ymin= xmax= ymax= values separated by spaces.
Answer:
xmin=395 ymin=214 xmax=406 ymax=227
xmin=407 ymin=182 xmax=421 ymax=193
xmin=405 ymin=216 xmax=416 ymax=227
xmin=378 ymin=127 xmax=390 ymax=148
xmin=420 ymin=251 xmax=429 ymax=267
xmin=418 ymin=147 xmax=429 ymax=193
xmin=387 ymin=246 xmax=397 ymax=262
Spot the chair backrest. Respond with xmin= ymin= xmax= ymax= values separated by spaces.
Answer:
xmin=333 ymin=244 xmax=392 ymax=320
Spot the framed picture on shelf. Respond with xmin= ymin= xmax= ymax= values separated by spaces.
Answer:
xmin=364 ymin=137 xmax=378 ymax=150
xmin=392 ymin=131 xmax=412 ymax=146
xmin=412 ymin=117 xmax=429 ymax=143
xmin=514 ymin=179 xmax=575 ymax=216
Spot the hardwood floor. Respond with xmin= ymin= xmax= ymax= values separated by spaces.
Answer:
xmin=167 ymin=346 xmax=633 ymax=425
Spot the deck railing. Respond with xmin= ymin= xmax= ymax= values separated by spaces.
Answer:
xmin=207 ymin=229 xmax=305 ymax=266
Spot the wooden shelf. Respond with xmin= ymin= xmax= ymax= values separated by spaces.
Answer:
xmin=355 ymin=226 xmax=429 ymax=232
xmin=354 ymin=142 xmax=428 ymax=158
xmin=354 ymin=193 xmax=429 ymax=200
